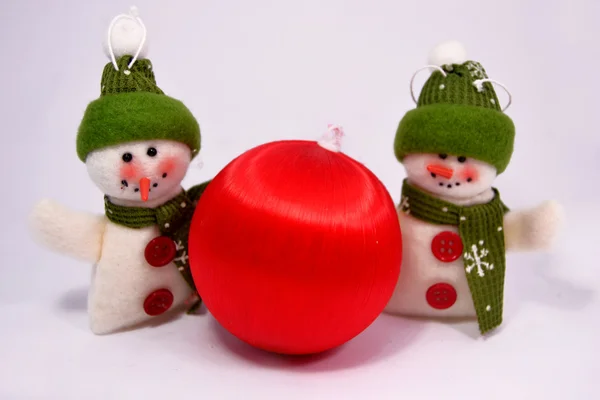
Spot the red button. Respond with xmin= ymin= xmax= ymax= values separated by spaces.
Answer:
xmin=143 ymin=289 xmax=174 ymax=316
xmin=431 ymin=231 xmax=463 ymax=262
xmin=426 ymin=283 xmax=457 ymax=309
xmin=144 ymin=236 xmax=177 ymax=267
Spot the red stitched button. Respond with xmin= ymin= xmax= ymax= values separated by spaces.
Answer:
xmin=143 ymin=289 xmax=174 ymax=316
xmin=431 ymin=231 xmax=463 ymax=262
xmin=426 ymin=283 xmax=457 ymax=309
xmin=144 ymin=236 xmax=176 ymax=267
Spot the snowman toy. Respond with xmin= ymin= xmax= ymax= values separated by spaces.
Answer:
xmin=385 ymin=41 xmax=563 ymax=335
xmin=29 ymin=7 xmax=209 ymax=335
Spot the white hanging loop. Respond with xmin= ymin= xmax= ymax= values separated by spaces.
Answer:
xmin=106 ymin=6 xmax=147 ymax=71
xmin=410 ymin=65 xmax=447 ymax=105
xmin=472 ymin=78 xmax=513 ymax=112
xmin=318 ymin=124 xmax=345 ymax=152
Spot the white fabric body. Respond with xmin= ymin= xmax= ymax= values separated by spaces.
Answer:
xmin=385 ymin=153 xmax=563 ymax=318
xmin=88 ymin=220 xmax=192 ymax=334
xmin=29 ymin=139 xmax=196 ymax=334
xmin=29 ymin=199 xmax=193 ymax=334
xmin=384 ymin=211 xmax=478 ymax=318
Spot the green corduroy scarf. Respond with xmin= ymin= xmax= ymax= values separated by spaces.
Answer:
xmin=104 ymin=182 xmax=209 ymax=313
xmin=399 ymin=179 xmax=510 ymax=334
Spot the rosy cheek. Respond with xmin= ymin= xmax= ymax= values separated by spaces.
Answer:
xmin=120 ymin=164 xmax=138 ymax=180
xmin=159 ymin=157 xmax=177 ymax=175
xmin=459 ymin=166 xmax=480 ymax=182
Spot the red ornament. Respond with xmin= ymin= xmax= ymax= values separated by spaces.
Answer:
xmin=188 ymin=140 xmax=402 ymax=355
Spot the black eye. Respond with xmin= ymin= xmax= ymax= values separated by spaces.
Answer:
xmin=439 ymin=154 xmax=447 ymax=159
xmin=458 ymin=156 xmax=467 ymax=163
xmin=122 ymin=153 xmax=133 ymax=162
xmin=147 ymin=147 xmax=157 ymax=157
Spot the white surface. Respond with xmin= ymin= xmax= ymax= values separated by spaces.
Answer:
xmin=1 ymin=0 xmax=599 ymax=398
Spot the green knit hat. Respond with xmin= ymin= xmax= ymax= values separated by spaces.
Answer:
xmin=394 ymin=42 xmax=515 ymax=174
xmin=76 ymin=55 xmax=201 ymax=162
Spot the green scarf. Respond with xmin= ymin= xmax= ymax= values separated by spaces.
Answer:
xmin=400 ymin=179 xmax=510 ymax=334
xmin=104 ymin=181 xmax=210 ymax=314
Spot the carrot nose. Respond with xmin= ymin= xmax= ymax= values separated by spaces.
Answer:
xmin=427 ymin=164 xmax=454 ymax=179
xmin=139 ymin=177 xmax=151 ymax=201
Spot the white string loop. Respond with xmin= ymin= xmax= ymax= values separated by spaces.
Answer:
xmin=472 ymin=78 xmax=513 ymax=112
xmin=410 ymin=65 xmax=447 ymax=105
xmin=107 ymin=6 xmax=147 ymax=71
xmin=318 ymin=124 xmax=345 ymax=152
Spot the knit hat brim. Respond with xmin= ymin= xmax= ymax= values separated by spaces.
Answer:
xmin=394 ymin=103 xmax=515 ymax=174
xmin=76 ymin=92 xmax=201 ymax=162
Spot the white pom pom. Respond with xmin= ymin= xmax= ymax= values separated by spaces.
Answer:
xmin=103 ymin=7 xmax=148 ymax=61
xmin=428 ymin=40 xmax=467 ymax=67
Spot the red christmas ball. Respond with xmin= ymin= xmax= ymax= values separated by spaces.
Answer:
xmin=188 ymin=140 xmax=402 ymax=355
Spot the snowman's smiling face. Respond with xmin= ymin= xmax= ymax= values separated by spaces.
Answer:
xmin=86 ymin=140 xmax=192 ymax=204
xmin=403 ymin=153 xmax=496 ymax=199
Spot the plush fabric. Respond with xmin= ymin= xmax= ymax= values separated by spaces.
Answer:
xmin=504 ymin=200 xmax=564 ymax=251
xmin=402 ymin=154 xmax=497 ymax=201
xmin=100 ymin=57 xmax=162 ymax=96
xmin=418 ymin=62 xmax=501 ymax=110
xmin=29 ymin=8 xmax=209 ymax=336
xmin=88 ymin=221 xmax=193 ymax=335
xmin=385 ymin=191 xmax=563 ymax=321
xmin=388 ymin=42 xmax=562 ymax=333
xmin=395 ymin=54 xmax=515 ymax=174
xmin=28 ymin=199 xmax=190 ymax=334
xmin=29 ymin=199 xmax=106 ymax=263
xmin=77 ymin=93 xmax=200 ymax=162
xmin=28 ymin=182 xmax=210 ymax=335
xmin=76 ymin=55 xmax=201 ymax=162
xmin=104 ymin=182 xmax=210 ymax=313
xmin=395 ymin=104 xmax=515 ymax=175
xmin=400 ymin=180 xmax=509 ymax=334
xmin=85 ymin=140 xmax=192 ymax=204
xmin=385 ymin=212 xmax=479 ymax=318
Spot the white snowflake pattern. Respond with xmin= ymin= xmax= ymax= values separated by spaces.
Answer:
xmin=400 ymin=195 xmax=410 ymax=214
xmin=465 ymin=61 xmax=486 ymax=79
xmin=174 ymin=250 xmax=189 ymax=264
xmin=173 ymin=240 xmax=189 ymax=264
xmin=464 ymin=240 xmax=494 ymax=277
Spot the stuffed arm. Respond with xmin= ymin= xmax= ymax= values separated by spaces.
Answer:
xmin=504 ymin=200 xmax=564 ymax=251
xmin=28 ymin=198 xmax=106 ymax=263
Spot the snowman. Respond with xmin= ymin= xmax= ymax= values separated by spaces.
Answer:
xmin=384 ymin=41 xmax=563 ymax=334
xmin=29 ymin=7 xmax=209 ymax=335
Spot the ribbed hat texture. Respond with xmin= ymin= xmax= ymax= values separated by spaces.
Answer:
xmin=76 ymin=55 xmax=200 ymax=162
xmin=394 ymin=58 xmax=515 ymax=174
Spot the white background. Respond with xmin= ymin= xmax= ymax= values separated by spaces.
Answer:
xmin=1 ymin=0 xmax=599 ymax=398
